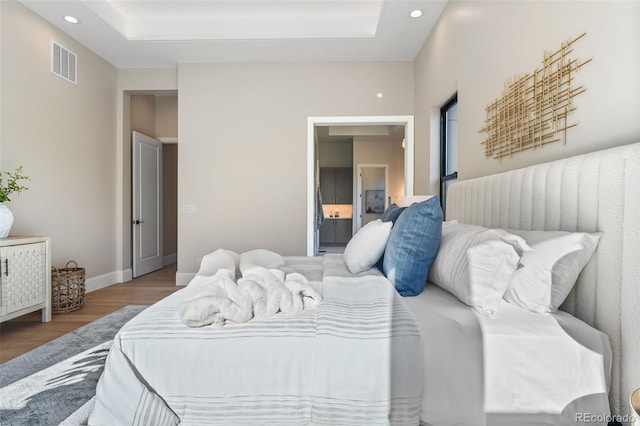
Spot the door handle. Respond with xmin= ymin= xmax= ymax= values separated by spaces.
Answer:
xmin=132 ymin=220 xmax=145 ymax=225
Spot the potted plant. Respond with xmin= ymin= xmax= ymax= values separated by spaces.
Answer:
xmin=0 ymin=166 xmax=29 ymax=238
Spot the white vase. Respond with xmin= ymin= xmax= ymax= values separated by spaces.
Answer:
xmin=631 ymin=388 xmax=640 ymax=426
xmin=0 ymin=203 xmax=14 ymax=238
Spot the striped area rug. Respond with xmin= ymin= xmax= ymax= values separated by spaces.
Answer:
xmin=0 ymin=305 xmax=147 ymax=426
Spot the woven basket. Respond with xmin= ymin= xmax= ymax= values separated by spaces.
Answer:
xmin=51 ymin=260 xmax=86 ymax=314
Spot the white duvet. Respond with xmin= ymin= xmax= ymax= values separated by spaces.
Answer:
xmin=89 ymin=272 xmax=422 ymax=425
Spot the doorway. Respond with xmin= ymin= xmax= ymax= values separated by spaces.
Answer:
xmin=307 ymin=116 xmax=414 ymax=256
xmin=125 ymin=92 xmax=178 ymax=278
xmin=356 ymin=165 xmax=388 ymax=231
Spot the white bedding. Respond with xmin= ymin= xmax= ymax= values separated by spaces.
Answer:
xmin=89 ymin=261 xmax=422 ymax=425
xmin=404 ymin=283 xmax=612 ymax=426
xmin=89 ymin=251 xmax=612 ymax=426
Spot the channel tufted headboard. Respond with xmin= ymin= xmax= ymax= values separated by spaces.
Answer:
xmin=446 ymin=142 xmax=640 ymax=421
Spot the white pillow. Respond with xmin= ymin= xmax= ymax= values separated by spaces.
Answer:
xmin=197 ymin=249 xmax=238 ymax=276
xmin=428 ymin=222 xmax=530 ymax=317
xmin=343 ymin=219 xmax=393 ymax=274
xmin=239 ymin=249 xmax=286 ymax=274
xmin=503 ymin=230 xmax=601 ymax=313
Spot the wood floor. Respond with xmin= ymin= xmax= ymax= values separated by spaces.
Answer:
xmin=0 ymin=264 xmax=181 ymax=363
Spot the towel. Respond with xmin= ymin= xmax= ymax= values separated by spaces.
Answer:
xmin=178 ymin=269 xmax=253 ymax=328
xmin=179 ymin=261 xmax=322 ymax=328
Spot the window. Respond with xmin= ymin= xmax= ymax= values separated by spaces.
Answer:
xmin=440 ymin=94 xmax=458 ymax=217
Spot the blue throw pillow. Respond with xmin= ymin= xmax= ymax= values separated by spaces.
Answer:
xmin=376 ymin=204 xmax=408 ymax=270
xmin=383 ymin=197 xmax=443 ymax=296
xmin=381 ymin=204 xmax=406 ymax=224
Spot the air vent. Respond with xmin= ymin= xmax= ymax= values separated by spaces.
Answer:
xmin=51 ymin=40 xmax=77 ymax=84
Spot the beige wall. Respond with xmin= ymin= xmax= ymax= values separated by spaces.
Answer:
xmin=414 ymin=0 xmax=640 ymax=195
xmin=130 ymin=95 xmax=156 ymax=137
xmin=0 ymin=1 xmax=118 ymax=279
xmin=178 ymin=61 xmax=413 ymax=274
xmin=156 ymin=96 xmax=178 ymax=258
xmin=156 ymin=96 xmax=178 ymax=138
xmin=163 ymin=144 xmax=178 ymax=257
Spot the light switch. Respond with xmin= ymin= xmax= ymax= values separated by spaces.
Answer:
xmin=182 ymin=204 xmax=197 ymax=214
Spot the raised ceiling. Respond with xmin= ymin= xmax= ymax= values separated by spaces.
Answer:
xmin=19 ymin=0 xmax=447 ymax=68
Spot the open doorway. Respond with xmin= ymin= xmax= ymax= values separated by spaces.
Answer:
xmin=307 ymin=116 xmax=414 ymax=256
xmin=357 ymin=164 xmax=389 ymax=231
xmin=125 ymin=92 xmax=178 ymax=277
xmin=315 ymin=128 xmax=353 ymax=254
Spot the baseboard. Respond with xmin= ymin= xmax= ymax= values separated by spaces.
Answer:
xmin=120 ymin=268 xmax=133 ymax=283
xmin=163 ymin=253 xmax=177 ymax=266
xmin=84 ymin=269 xmax=132 ymax=293
xmin=176 ymin=272 xmax=195 ymax=286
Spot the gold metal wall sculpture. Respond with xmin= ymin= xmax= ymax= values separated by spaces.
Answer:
xmin=480 ymin=33 xmax=590 ymax=160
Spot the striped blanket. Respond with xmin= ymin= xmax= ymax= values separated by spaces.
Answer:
xmin=89 ymin=273 xmax=422 ymax=425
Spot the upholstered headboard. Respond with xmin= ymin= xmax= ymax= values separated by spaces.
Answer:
xmin=446 ymin=142 xmax=640 ymax=421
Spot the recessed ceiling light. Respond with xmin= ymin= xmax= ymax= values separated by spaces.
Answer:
xmin=64 ymin=16 xmax=80 ymax=24
xmin=376 ymin=92 xmax=384 ymax=99
xmin=410 ymin=10 xmax=423 ymax=18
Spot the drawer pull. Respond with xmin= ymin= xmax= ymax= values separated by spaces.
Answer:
xmin=4 ymin=259 xmax=8 ymax=276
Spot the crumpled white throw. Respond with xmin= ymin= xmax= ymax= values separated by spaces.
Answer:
xmin=239 ymin=267 xmax=322 ymax=318
xmin=179 ymin=251 xmax=322 ymax=328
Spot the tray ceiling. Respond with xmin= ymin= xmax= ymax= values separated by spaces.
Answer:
xmin=19 ymin=0 xmax=447 ymax=68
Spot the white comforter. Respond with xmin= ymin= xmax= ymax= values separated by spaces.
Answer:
xmin=89 ymin=273 xmax=422 ymax=425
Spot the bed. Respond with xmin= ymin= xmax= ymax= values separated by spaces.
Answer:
xmin=89 ymin=255 xmax=423 ymax=425
xmin=89 ymin=141 xmax=639 ymax=425
xmin=445 ymin=141 xmax=640 ymax=424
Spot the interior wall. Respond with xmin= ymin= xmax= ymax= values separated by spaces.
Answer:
xmin=413 ymin=0 xmax=640 ymax=195
xmin=0 ymin=1 xmax=118 ymax=279
xmin=162 ymin=144 xmax=178 ymax=258
xmin=178 ymin=61 xmax=413 ymax=276
xmin=130 ymin=95 xmax=156 ymax=137
xmin=156 ymin=96 xmax=178 ymax=138
xmin=155 ymin=95 xmax=178 ymax=259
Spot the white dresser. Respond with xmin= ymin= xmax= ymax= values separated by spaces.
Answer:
xmin=0 ymin=236 xmax=51 ymax=323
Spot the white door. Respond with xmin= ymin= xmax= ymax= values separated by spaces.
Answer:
xmin=132 ymin=131 xmax=163 ymax=277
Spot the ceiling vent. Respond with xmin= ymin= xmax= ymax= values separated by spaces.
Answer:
xmin=51 ymin=40 xmax=77 ymax=84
